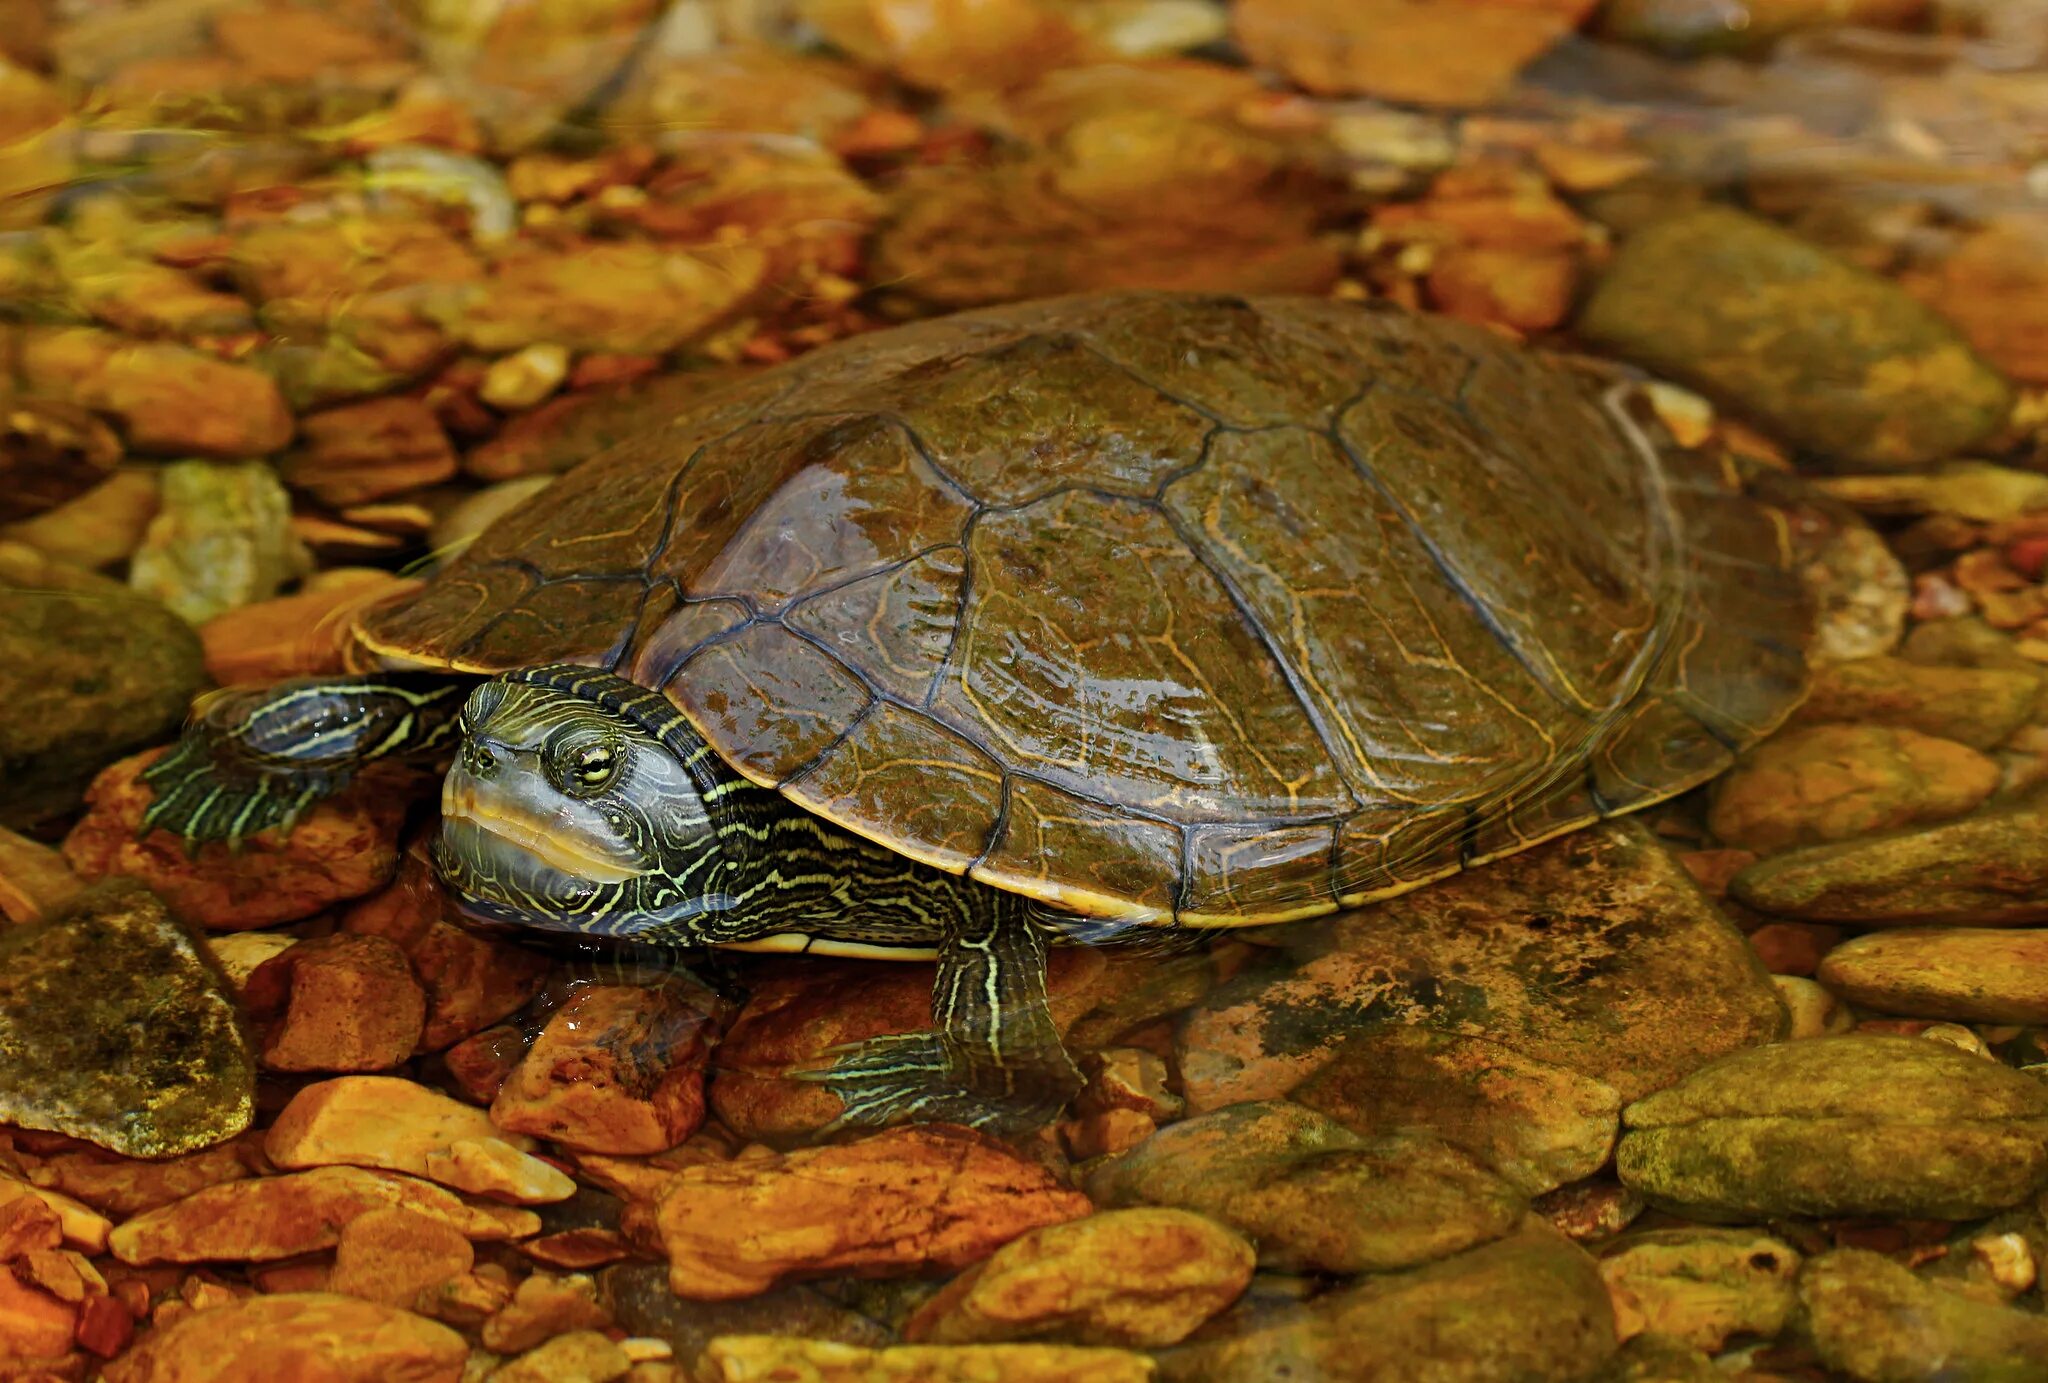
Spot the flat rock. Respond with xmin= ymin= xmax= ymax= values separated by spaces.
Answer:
xmin=330 ymin=1206 xmax=476 ymax=1307
xmin=0 ymin=580 xmax=205 ymax=830
xmin=0 ymin=879 xmax=251 ymax=1157
xmin=1084 ymin=1101 xmax=1525 ymax=1275
xmin=1179 ymin=820 xmax=1785 ymax=1110
xmin=655 ymin=1125 xmax=1092 ymax=1300
xmin=1707 ymin=723 xmax=1998 ymax=856
xmin=1290 ymin=1026 xmax=1622 ymax=1197
xmin=98 ymin=1291 xmax=467 ymax=1383
xmin=1578 ymin=206 xmax=2011 ymax=469
xmin=250 ymin=933 xmax=426 ymax=1072
xmin=27 ymin=1140 xmax=251 ymax=1216
xmin=1156 ymin=1221 xmax=1617 ymax=1383
xmin=903 ymin=1208 xmax=1253 ymax=1348
xmin=1617 ymin=1034 xmax=2048 ymax=1220
xmin=698 ymin=1336 xmax=1155 ymax=1382
xmin=1731 ymin=792 xmax=2048 ymax=925
xmin=1597 ymin=1227 xmax=1802 ymax=1352
xmin=1817 ymin=928 xmax=2048 ymax=1023
xmin=17 ymin=326 xmax=294 ymax=460
xmin=1800 ymin=1248 xmax=2048 ymax=1382
xmin=1790 ymin=654 xmax=2039 ymax=750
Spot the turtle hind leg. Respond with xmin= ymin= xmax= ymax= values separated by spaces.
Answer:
xmin=798 ymin=888 xmax=1083 ymax=1135
xmin=140 ymin=675 xmax=464 ymax=850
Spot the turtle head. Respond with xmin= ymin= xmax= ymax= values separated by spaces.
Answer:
xmin=432 ymin=666 xmax=734 ymax=940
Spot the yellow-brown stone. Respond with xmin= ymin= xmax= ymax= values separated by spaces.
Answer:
xmin=1708 ymin=723 xmax=1997 ymax=856
xmin=699 ymin=1335 xmax=1155 ymax=1382
xmin=99 ymin=1291 xmax=467 ymax=1383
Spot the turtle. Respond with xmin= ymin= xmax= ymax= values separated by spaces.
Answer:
xmin=141 ymin=291 xmax=1811 ymax=1132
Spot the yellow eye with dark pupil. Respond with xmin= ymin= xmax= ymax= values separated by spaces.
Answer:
xmin=571 ymin=744 xmax=616 ymax=786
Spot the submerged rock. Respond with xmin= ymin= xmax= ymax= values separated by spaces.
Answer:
xmin=128 ymin=459 xmax=312 ymax=624
xmin=1707 ymin=723 xmax=1998 ymax=855
xmin=1578 ymin=207 xmax=2011 ymax=469
xmin=1791 ymin=654 xmax=2040 ymax=750
xmin=0 ymin=879 xmax=251 ymax=1157
xmin=1596 ymin=1227 xmax=1802 ymax=1352
xmin=1817 ymin=928 xmax=2048 ymax=1023
xmin=602 ymin=1263 xmax=890 ymax=1373
xmin=1616 ymin=1034 xmax=2048 ymax=1220
xmin=698 ymin=1336 xmax=1155 ymax=1381
xmin=1799 ymin=1249 xmax=2048 ymax=1382
xmin=1179 ymin=820 xmax=1785 ymax=1110
xmin=98 ymin=1291 xmax=467 ymax=1383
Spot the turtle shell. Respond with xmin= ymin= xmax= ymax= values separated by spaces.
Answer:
xmin=358 ymin=293 xmax=1810 ymax=926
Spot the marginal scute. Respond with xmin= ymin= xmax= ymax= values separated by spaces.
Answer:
xmin=974 ymin=776 xmax=1183 ymax=919
xmin=1180 ymin=820 xmax=1339 ymax=922
xmin=665 ymin=623 xmax=875 ymax=785
xmin=785 ymin=702 xmax=1005 ymax=873
xmin=1333 ymin=802 xmax=1469 ymax=903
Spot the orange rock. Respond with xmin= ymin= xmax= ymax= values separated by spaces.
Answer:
xmin=98 ymin=1291 xmax=467 ymax=1383
xmin=1903 ymin=217 xmax=2048 ymax=386
xmin=267 ymin=1076 xmax=575 ymax=1204
xmin=518 ymin=1228 xmax=635 ymax=1271
xmin=281 ymin=398 xmax=458 ymax=508
xmin=107 ymin=1167 xmax=538 ymax=1265
xmin=414 ymin=1268 xmax=513 ymax=1330
xmin=63 ymin=750 xmax=406 ymax=931
xmin=0 ymin=1176 xmax=111 ymax=1254
xmin=798 ymin=0 xmax=1087 ymax=93
xmin=1236 ymin=0 xmax=1592 ymax=107
xmin=655 ymin=1125 xmax=1092 ymax=1300
xmin=211 ymin=4 xmax=411 ymax=86
xmin=329 ymin=1208 xmax=475 ymax=1308
xmin=478 ymin=1271 xmax=611 ymax=1354
xmin=0 ymin=826 xmax=83 ymax=925
xmin=15 ymin=327 xmax=292 ymax=459
xmin=0 ymin=1267 xmax=74 ymax=1359
xmin=340 ymin=845 xmax=551 ymax=1051
xmin=248 ymin=934 xmax=426 ymax=1072
xmin=1747 ymin=922 xmax=1844 ymax=978
xmin=73 ymin=1291 xmax=134 ymax=1360
xmin=698 ymin=1336 xmax=1153 ymax=1381
xmin=491 ymin=983 xmax=715 ymax=1155
xmin=0 ymin=1191 xmax=61 ymax=1258
xmin=443 ymin=1025 xmax=530 ymax=1104
xmin=1428 ymin=247 xmax=1578 ymax=333
xmin=198 ymin=575 xmax=415 ymax=685
xmin=490 ymin=1330 xmax=633 ymax=1383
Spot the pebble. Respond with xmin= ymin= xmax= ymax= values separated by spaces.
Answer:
xmin=654 ymin=1125 xmax=1091 ymax=1300
xmin=492 ymin=981 xmax=715 ymax=1154
xmin=0 ymin=880 xmax=251 ymax=1158
xmin=1578 ymin=206 xmax=2012 ymax=469
xmin=97 ymin=1291 xmax=467 ymax=1383
xmin=16 ymin=326 xmax=294 ymax=460
xmin=1617 ymin=1034 xmax=2048 ymax=1220
xmin=1707 ymin=723 xmax=1998 ymax=856
xmin=488 ymin=1329 xmax=632 ymax=1383
xmin=1233 ymin=0 xmax=1585 ymax=106
xmin=1178 ymin=820 xmax=1784 ymax=1110
xmin=127 ymin=459 xmax=312 ymax=623
xmin=480 ymin=1271 xmax=612 ymax=1353
xmin=698 ymin=1335 xmax=1155 ymax=1382
xmin=1772 ymin=975 xmax=1855 ymax=1039
xmin=1818 ymin=928 xmax=2048 ymax=1024
xmin=267 ymin=1076 xmax=576 ymax=1204
xmin=281 ymin=398 xmax=459 ymax=509
xmin=63 ymin=750 xmax=406 ymax=930
xmin=108 ymin=1166 xmax=539 ymax=1265
xmin=480 ymin=343 xmax=572 ymax=411
xmin=248 ymin=934 xmax=427 ymax=1072
xmin=903 ymin=1208 xmax=1253 ymax=1348
xmin=1532 ymin=1179 xmax=1645 ymax=1243
xmin=1798 ymin=513 xmax=1909 ymax=663
xmin=1817 ymin=460 xmax=2048 ymax=525
xmin=198 ymin=573 xmax=416 ymax=685
xmin=329 ymin=1206 xmax=475 ymax=1307
xmin=1800 ymin=1248 xmax=2048 ymax=1382
xmin=1790 ymin=654 xmax=2039 ymax=750
xmin=1746 ymin=920 xmax=1842 ymax=977
xmin=601 ymin=1263 xmax=890 ymax=1374
xmin=1289 ymin=1026 xmax=1622 ymax=1197
xmin=1 ymin=466 xmax=160 ymax=570
xmin=1600 ymin=0 xmax=1942 ymax=54
xmin=1597 ymin=1227 xmax=1802 ymax=1352
xmin=1732 ymin=791 xmax=2048 ymax=925
xmin=1155 ymin=1221 xmax=1616 ymax=1383
xmin=0 ymin=581 xmax=204 ymax=829
xmin=1084 ymin=1101 xmax=1525 ymax=1275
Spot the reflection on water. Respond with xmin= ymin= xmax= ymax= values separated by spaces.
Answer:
xmin=1 ymin=1 xmax=2047 ymax=1379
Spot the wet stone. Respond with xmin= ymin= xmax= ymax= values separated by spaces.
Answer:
xmin=1707 ymin=723 xmax=1999 ymax=856
xmin=1594 ymin=1332 xmax=1721 ymax=1383
xmin=1616 ymin=1034 xmax=2048 ymax=1220
xmin=902 ymin=1208 xmax=1254 ymax=1348
xmin=698 ymin=1335 xmax=1156 ymax=1382
xmin=1291 ymin=1026 xmax=1620 ymax=1198
xmin=0 ymin=579 xmax=204 ymax=830
xmin=1156 ymin=1221 xmax=1617 ymax=1383
xmin=1800 ymin=513 xmax=1909 ymax=664
xmin=329 ymin=1206 xmax=475 ymax=1307
xmin=488 ymin=1330 xmax=631 ymax=1383
xmin=1533 ymin=1179 xmax=1645 ymax=1244
xmin=1791 ymin=654 xmax=2040 ymax=751
xmin=1599 ymin=0 xmax=1927 ymax=54
xmin=1597 ymin=1227 xmax=1802 ymax=1352
xmin=1178 ymin=820 xmax=1786 ymax=1111
xmin=0 ymin=880 xmax=251 ymax=1158
xmin=1817 ymin=928 xmax=2048 ymax=1024
xmin=15 ymin=326 xmax=294 ymax=461
xmin=97 ymin=1291 xmax=468 ymax=1383
xmin=1084 ymin=1100 xmax=1526 ymax=1275
xmin=1773 ymin=975 xmax=1854 ymax=1039
xmin=479 ymin=1270 xmax=612 ymax=1353
xmin=1731 ymin=791 xmax=2048 ymax=925
xmin=248 ymin=933 xmax=427 ymax=1073
xmin=1800 ymin=1248 xmax=2048 ymax=1382
xmin=601 ymin=1263 xmax=890 ymax=1374
xmin=27 ymin=1140 xmax=251 ymax=1218
xmin=1578 ymin=206 xmax=2012 ymax=469
xmin=127 ymin=459 xmax=312 ymax=624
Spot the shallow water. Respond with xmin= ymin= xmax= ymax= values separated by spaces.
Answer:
xmin=2 ymin=2 xmax=2048 ymax=1380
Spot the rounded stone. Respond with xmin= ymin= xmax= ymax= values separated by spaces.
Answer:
xmin=1817 ymin=928 xmax=2048 ymax=1024
xmin=1800 ymin=1249 xmax=2048 ymax=1381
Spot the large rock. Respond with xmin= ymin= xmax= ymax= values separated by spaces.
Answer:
xmin=1616 ymin=1034 xmax=2048 ymax=1220
xmin=1157 ymin=1222 xmax=1617 ymax=1383
xmin=99 ymin=1291 xmax=466 ymax=1383
xmin=0 ymin=580 xmax=204 ymax=828
xmin=1731 ymin=792 xmax=2048 ymax=925
xmin=1790 ymin=654 xmax=2039 ymax=751
xmin=1706 ymin=723 xmax=1998 ymax=855
xmin=1799 ymin=1249 xmax=2048 ymax=1382
xmin=0 ymin=880 xmax=251 ymax=1156
xmin=1084 ymin=1101 xmax=1525 ymax=1275
xmin=698 ymin=1336 xmax=1154 ymax=1382
xmin=1578 ymin=207 xmax=2011 ymax=469
xmin=1596 ymin=1227 xmax=1802 ymax=1352
xmin=1816 ymin=928 xmax=2048 ymax=1023
xmin=1178 ymin=820 xmax=1785 ymax=1110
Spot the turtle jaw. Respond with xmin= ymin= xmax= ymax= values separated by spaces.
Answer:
xmin=434 ymin=766 xmax=643 ymax=934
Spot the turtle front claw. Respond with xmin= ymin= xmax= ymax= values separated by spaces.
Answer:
xmin=798 ymin=1032 xmax=1079 ymax=1135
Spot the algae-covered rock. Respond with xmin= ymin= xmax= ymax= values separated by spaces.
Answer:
xmin=1084 ymin=1101 xmax=1525 ymax=1275
xmin=1596 ymin=1227 xmax=1801 ymax=1352
xmin=1791 ymin=655 xmax=2039 ymax=750
xmin=601 ymin=1263 xmax=890 ymax=1374
xmin=1800 ymin=1248 xmax=2048 ymax=1383
xmin=1180 ymin=820 xmax=1785 ymax=1110
xmin=128 ymin=459 xmax=313 ymax=624
xmin=0 ymin=576 xmax=206 ymax=829
xmin=1290 ymin=1026 xmax=1622 ymax=1197
xmin=1817 ymin=928 xmax=2048 ymax=1024
xmin=1616 ymin=1034 xmax=2048 ymax=1220
xmin=1592 ymin=1332 xmax=1722 ymax=1382
xmin=1156 ymin=1222 xmax=1617 ymax=1383
xmin=1707 ymin=723 xmax=1998 ymax=855
xmin=1578 ymin=207 xmax=2011 ymax=469
xmin=1731 ymin=793 xmax=2048 ymax=924
xmin=0 ymin=879 xmax=253 ymax=1157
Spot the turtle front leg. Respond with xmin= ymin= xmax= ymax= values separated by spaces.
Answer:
xmin=141 ymin=675 xmax=464 ymax=848
xmin=801 ymin=890 xmax=1084 ymax=1135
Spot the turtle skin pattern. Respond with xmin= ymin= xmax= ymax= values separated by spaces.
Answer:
xmin=358 ymin=293 xmax=1811 ymax=927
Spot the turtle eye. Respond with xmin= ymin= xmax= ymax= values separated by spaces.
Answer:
xmin=549 ymin=734 xmax=623 ymax=796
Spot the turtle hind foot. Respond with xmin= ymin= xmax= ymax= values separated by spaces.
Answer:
xmin=799 ymin=1031 xmax=1082 ymax=1136
xmin=137 ymin=738 xmax=332 ymax=852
